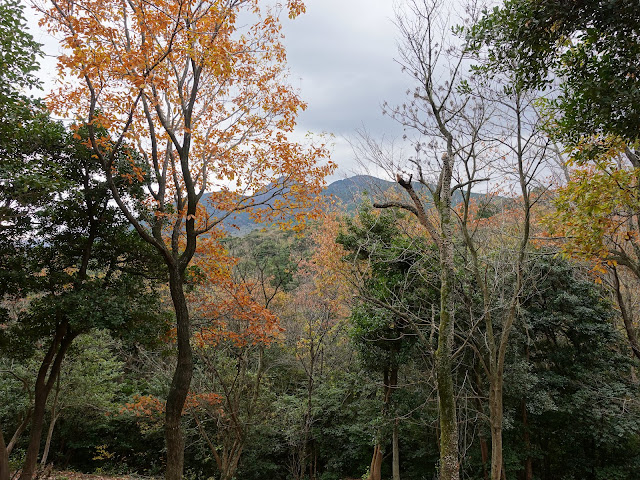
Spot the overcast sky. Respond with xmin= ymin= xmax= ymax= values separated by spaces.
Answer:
xmin=24 ymin=0 xmax=411 ymax=180
xmin=281 ymin=0 xmax=410 ymax=177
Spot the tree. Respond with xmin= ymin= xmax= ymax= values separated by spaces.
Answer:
xmin=0 ymin=3 xmax=44 ymax=476
xmin=471 ymin=0 xmax=640 ymax=146
xmin=0 ymin=0 xmax=41 ymax=106
xmin=0 ymin=0 xmax=57 ymax=294
xmin=370 ymin=1 xmax=486 ymax=477
xmin=266 ymin=219 xmax=352 ymax=480
xmin=38 ymin=1 xmax=334 ymax=477
xmin=452 ymin=45 xmax=555 ymax=477
xmin=337 ymin=205 xmax=438 ymax=480
xmin=472 ymin=0 xmax=640 ymax=366
xmin=509 ymin=255 xmax=640 ymax=480
xmin=187 ymin=232 xmax=298 ymax=480
xmin=38 ymin=331 xmax=126 ymax=468
xmin=1 ymin=126 xmax=165 ymax=480
xmin=547 ymin=149 xmax=640 ymax=358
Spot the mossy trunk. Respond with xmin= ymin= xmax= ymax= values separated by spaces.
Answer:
xmin=436 ymin=295 xmax=459 ymax=480
xmin=437 ymin=169 xmax=459 ymax=480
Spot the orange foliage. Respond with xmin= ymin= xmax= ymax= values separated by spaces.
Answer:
xmin=38 ymin=0 xmax=335 ymax=358
xmin=306 ymin=212 xmax=352 ymax=305
xmin=192 ymin=280 xmax=283 ymax=348
xmin=121 ymin=392 xmax=223 ymax=417
xmin=121 ymin=394 xmax=165 ymax=418
xmin=187 ymin=231 xmax=284 ymax=348
xmin=37 ymin=0 xmax=335 ymax=251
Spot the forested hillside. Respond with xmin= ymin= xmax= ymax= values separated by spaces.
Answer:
xmin=2 ymin=1 xmax=640 ymax=480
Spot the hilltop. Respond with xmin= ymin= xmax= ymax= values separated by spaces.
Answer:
xmin=208 ymin=174 xmax=494 ymax=234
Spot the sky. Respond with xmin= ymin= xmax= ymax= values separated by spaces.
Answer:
xmin=280 ymin=0 xmax=410 ymax=177
xmin=23 ymin=0 xmax=411 ymax=181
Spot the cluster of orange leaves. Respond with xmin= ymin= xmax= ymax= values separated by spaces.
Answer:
xmin=545 ymin=136 xmax=640 ymax=277
xmin=121 ymin=392 xmax=223 ymax=418
xmin=192 ymin=282 xmax=283 ymax=349
xmin=186 ymin=233 xmax=283 ymax=349
xmin=121 ymin=395 xmax=165 ymax=418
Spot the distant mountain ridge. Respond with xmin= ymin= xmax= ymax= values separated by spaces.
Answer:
xmin=323 ymin=175 xmax=397 ymax=208
xmin=207 ymin=174 xmax=490 ymax=234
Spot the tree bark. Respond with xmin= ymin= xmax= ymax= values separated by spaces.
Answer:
xmin=368 ymin=444 xmax=383 ymax=480
xmin=40 ymin=374 xmax=61 ymax=468
xmin=489 ymin=380 xmax=504 ymax=480
xmin=436 ymin=158 xmax=460 ymax=480
xmin=0 ymin=423 xmax=9 ymax=480
xmin=392 ymin=418 xmax=400 ymax=480
xmin=19 ymin=322 xmax=74 ymax=480
xmin=436 ymin=298 xmax=459 ymax=480
xmin=165 ymin=266 xmax=193 ymax=480
xmin=7 ymin=408 xmax=31 ymax=456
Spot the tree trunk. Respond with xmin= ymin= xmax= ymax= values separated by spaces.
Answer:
xmin=20 ymin=371 xmax=52 ymax=479
xmin=436 ymin=329 xmax=458 ymax=480
xmin=40 ymin=373 xmax=61 ymax=468
xmin=312 ymin=442 xmax=318 ymax=480
xmin=489 ymin=378 xmax=504 ymax=480
xmin=480 ymin=437 xmax=489 ymax=480
xmin=521 ymin=399 xmax=532 ymax=480
xmin=0 ymin=423 xmax=9 ymax=480
xmin=7 ymin=409 xmax=32 ymax=456
xmin=20 ymin=323 xmax=74 ymax=480
xmin=165 ymin=266 xmax=193 ymax=480
xmin=437 ymin=207 xmax=460 ymax=480
xmin=392 ymin=418 xmax=400 ymax=480
xmin=389 ymin=367 xmax=400 ymax=480
xmin=40 ymin=413 xmax=59 ymax=469
xmin=368 ymin=444 xmax=383 ymax=480
xmin=222 ymin=448 xmax=242 ymax=480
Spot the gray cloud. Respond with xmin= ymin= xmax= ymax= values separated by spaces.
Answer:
xmin=280 ymin=0 xmax=413 ymax=175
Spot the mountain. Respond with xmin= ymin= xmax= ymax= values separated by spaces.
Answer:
xmin=322 ymin=175 xmax=400 ymax=211
xmin=205 ymin=174 xmax=495 ymax=234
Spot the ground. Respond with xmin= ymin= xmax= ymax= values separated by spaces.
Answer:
xmin=39 ymin=472 xmax=159 ymax=480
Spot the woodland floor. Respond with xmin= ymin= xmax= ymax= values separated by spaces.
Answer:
xmin=33 ymin=472 xmax=160 ymax=480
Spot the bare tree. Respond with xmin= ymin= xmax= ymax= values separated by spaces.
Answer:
xmin=369 ymin=2 xmax=487 ymax=478
xmin=357 ymin=2 xmax=554 ymax=479
xmin=456 ymin=79 xmax=550 ymax=479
